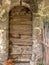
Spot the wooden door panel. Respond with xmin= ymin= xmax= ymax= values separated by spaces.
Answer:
xmin=9 ymin=6 xmax=32 ymax=65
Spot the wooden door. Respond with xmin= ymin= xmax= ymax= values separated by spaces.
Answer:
xmin=9 ymin=6 xmax=32 ymax=65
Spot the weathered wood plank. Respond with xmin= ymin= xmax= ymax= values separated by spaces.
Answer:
xmin=10 ymin=25 xmax=31 ymax=30
xmin=10 ymin=45 xmax=32 ymax=54
xmin=10 ymin=19 xmax=32 ymax=25
xmin=9 ymin=6 xmax=32 ymax=64
xmin=10 ymin=54 xmax=31 ymax=61
xmin=10 ymin=37 xmax=32 ymax=43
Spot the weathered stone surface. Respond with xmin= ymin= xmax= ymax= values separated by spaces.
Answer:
xmin=0 ymin=1 xmax=9 ymax=62
xmin=0 ymin=29 xmax=9 ymax=62
xmin=0 ymin=0 xmax=47 ymax=65
xmin=2 ymin=0 xmax=11 ymax=12
xmin=32 ymin=16 xmax=44 ymax=65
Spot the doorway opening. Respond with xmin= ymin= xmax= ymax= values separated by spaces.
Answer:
xmin=9 ymin=6 xmax=33 ymax=64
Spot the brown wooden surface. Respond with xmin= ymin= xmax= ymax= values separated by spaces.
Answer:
xmin=9 ymin=6 xmax=32 ymax=63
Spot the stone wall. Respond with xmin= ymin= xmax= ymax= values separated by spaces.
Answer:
xmin=0 ymin=8 xmax=9 ymax=63
xmin=0 ymin=0 xmax=48 ymax=65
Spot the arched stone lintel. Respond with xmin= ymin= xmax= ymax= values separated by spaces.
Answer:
xmin=9 ymin=1 xmax=32 ymax=13
xmin=9 ymin=1 xmax=33 ymax=20
xmin=0 ymin=0 xmax=33 ymax=64
xmin=1 ymin=0 xmax=33 ymax=17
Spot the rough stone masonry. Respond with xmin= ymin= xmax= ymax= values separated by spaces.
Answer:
xmin=0 ymin=0 xmax=49 ymax=65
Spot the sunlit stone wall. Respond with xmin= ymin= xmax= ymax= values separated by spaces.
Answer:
xmin=0 ymin=0 xmax=11 ymax=63
xmin=0 ymin=9 xmax=9 ymax=63
xmin=0 ymin=12 xmax=9 ymax=63
xmin=0 ymin=0 xmax=46 ymax=65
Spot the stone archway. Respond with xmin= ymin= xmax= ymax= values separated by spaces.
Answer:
xmin=0 ymin=0 xmax=33 ymax=63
